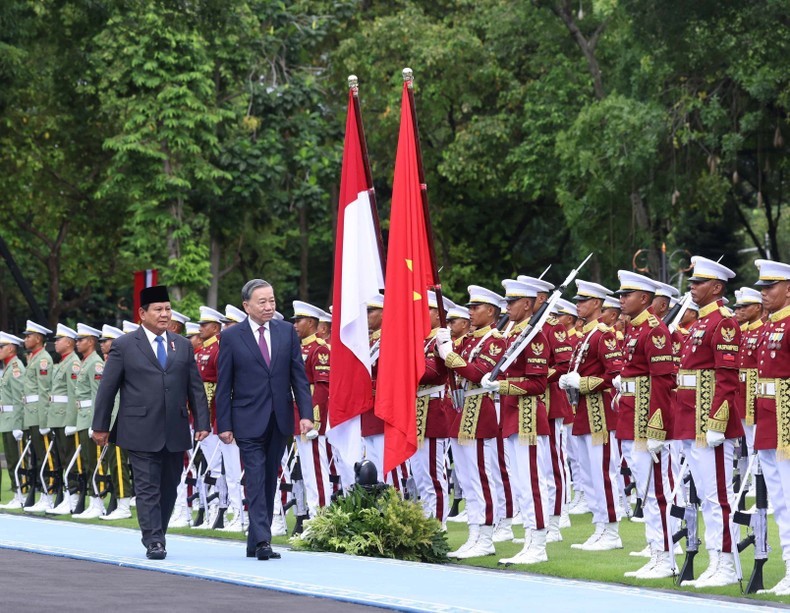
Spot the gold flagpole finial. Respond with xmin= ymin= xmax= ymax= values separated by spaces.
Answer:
xmin=348 ymin=75 xmax=358 ymax=92
xmin=402 ymin=68 xmax=414 ymax=87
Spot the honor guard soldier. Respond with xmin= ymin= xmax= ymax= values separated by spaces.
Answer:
xmin=411 ymin=291 xmax=453 ymax=527
xmin=752 ymin=259 xmax=790 ymax=595
xmin=615 ymin=272 xmax=677 ymax=578
xmin=0 ymin=333 xmax=26 ymax=509
xmin=447 ymin=302 xmax=471 ymax=341
xmin=482 ymin=279 xmax=551 ymax=565
xmin=559 ymin=280 xmax=623 ymax=551
xmin=602 ymin=296 xmax=624 ymax=341
xmin=72 ymin=324 xmax=108 ymax=519
xmin=186 ymin=322 xmax=202 ymax=351
xmin=651 ymin=282 xmax=680 ymax=321
xmin=291 ymin=301 xmax=333 ymax=517
xmin=224 ymin=304 xmax=246 ymax=328
xmin=316 ymin=308 xmax=332 ymax=342
xmin=46 ymin=324 xmax=82 ymax=515
xmin=520 ymin=276 xmax=575 ymax=538
xmin=169 ymin=310 xmax=190 ymax=335
xmin=98 ymin=325 xmax=134 ymax=520
xmin=122 ymin=320 xmax=140 ymax=334
xmin=733 ymin=287 xmax=764 ymax=460
xmin=21 ymin=321 xmax=54 ymax=512
xmin=436 ymin=285 xmax=507 ymax=559
xmin=676 ymin=256 xmax=743 ymax=588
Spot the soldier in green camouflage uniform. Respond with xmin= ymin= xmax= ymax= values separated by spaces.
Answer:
xmin=46 ymin=324 xmax=83 ymax=515
xmin=0 ymin=333 xmax=27 ymax=509
xmin=21 ymin=320 xmax=54 ymax=512
xmin=72 ymin=324 xmax=107 ymax=519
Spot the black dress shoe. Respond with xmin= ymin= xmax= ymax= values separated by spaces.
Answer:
xmin=255 ymin=541 xmax=275 ymax=560
xmin=146 ymin=542 xmax=167 ymax=560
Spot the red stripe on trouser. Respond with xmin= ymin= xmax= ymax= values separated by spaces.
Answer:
xmin=311 ymin=439 xmax=325 ymax=507
xmin=496 ymin=433 xmax=514 ymax=518
xmin=429 ymin=438 xmax=444 ymax=520
xmin=390 ymin=469 xmax=401 ymax=491
xmin=653 ymin=456 xmax=669 ymax=551
xmin=667 ymin=452 xmax=674 ymax=493
xmin=548 ymin=422 xmax=563 ymax=515
xmin=602 ymin=439 xmax=617 ymax=522
xmin=715 ymin=445 xmax=733 ymax=552
xmin=529 ymin=445 xmax=545 ymax=530
xmin=477 ymin=440 xmax=494 ymax=525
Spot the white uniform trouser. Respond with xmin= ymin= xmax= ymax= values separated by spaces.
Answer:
xmin=622 ymin=441 xmax=672 ymax=551
xmin=505 ymin=434 xmax=549 ymax=530
xmin=294 ymin=435 xmax=333 ymax=517
xmin=219 ymin=439 xmax=243 ymax=512
xmin=274 ymin=445 xmax=294 ymax=517
xmin=574 ymin=432 xmax=622 ymax=524
xmin=450 ymin=437 xmax=500 ymax=526
xmin=547 ymin=418 xmax=568 ymax=515
xmin=197 ymin=434 xmax=224 ymax=507
xmin=758 ymin=449 xmax=790 ymax=561
xmin=411 ymin=437 xmax=449 ymax=523
xmin=362 ymin=434 xmax=408 ymax=492
xmin=566 ymin=424 xmax=582 ymax=495
xmin=679 ymin=438 xmax=736 ymax=552
xmin=494 ymin=432 xmax=516 ymax=520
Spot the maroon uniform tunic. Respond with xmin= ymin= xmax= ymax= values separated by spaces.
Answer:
xmin=735 ymin=320 xmax=764 ymax=426
xmin=361 ymin=329 xmax=385 ymax=436
xmin=293 ymin=334 xmax=330 ymax=435
xmin=543 ymin=319 xmax=573 ymax=422
xmin=419 ymin=331 xmax=453 ymax=439
xmin=196 ymin=334 xmax=219 ymax=432
xmin=755 ymin=305 xmax=790 ymax=454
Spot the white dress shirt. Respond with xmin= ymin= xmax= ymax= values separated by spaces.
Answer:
xmin=248 ymin=318 xmax=271 ymax=361
xmin=142 ymin=325 xmax=168 ymax=360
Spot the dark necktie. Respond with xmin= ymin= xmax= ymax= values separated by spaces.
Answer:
xmin=155 ymin=335 xmax=167 ymax=368
xmin=258 ymin=325 xmax=270 ymax=366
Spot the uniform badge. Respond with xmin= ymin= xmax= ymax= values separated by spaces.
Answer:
xmin=651 ymin=335 xmax=667 ymax=350
xmin=94 ymin=362 xmax=104 ymax=380
xmin=12 ymin=365 xmax=21 ymax=378
xmin=488 ymin=344 xmax=502 ymax=357
xmin=604 ymin=338 xmax=617 ymax=351
xmin=530 ymin=342 xmax=544 ymax=356
xmin=672 ymin=341 xmax=681 ymax=355
xmin=554 ymin=330 xmax=567 ymax=343
xmin=318 ymin=353 xmax=329 ymax=365
xmin=721 ymin=327 xmax=736 ymax=343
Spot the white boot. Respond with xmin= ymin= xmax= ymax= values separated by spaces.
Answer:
xmin=571 ymin=522 xmax=604 ymax=549
xmin=683 ymin=550 xmax=719 ymax=586
xmin=168 ymin=504 xmax=190 ymax=528
xmin=580 ymin=522 xmax=622 ymax=551
xmin=0 ymin=492 xmax=25 ymax=510
xmin=456 ymin=524 xmax=496 ymax=559
xmin=218 ymin=508 xmax=244 ymax=532
xmin=546 ymin=515 xmax=562 ymax=542
xmin=507 ymin=529 xmax=548 ymax=565
xmin=625 ymin=545 xmax=658 ymax=577
xmin=271 ymin=513 xmax=288 ymax=536
xmin=693 ymin=552 xmax=738 ymax=588
xmin=492 ymin=518 xmax=514 ymax=543
xmin=46 ymin=494 xmax=75 ymax=516
xmin=25 ymin=493 xmax=53 ymax=513
xmin=446 ymin=508 xmax=468 ymax=523
xmin=500 ymin=530 xmax=532 ymax=564
xmin=759 ymin=559 xmax=790 ymax=595
xmin=559 ymin=504 xmax=571 ymax=528
xmin=448 ymin=524 xmax=480 ymax=558
xmin=73 ymin=496 xmax=104 ymax=519
xmin=569 ymin=491 xmax=589 ymax=515
xmin=101 ymin=498 xmax=132 ymax=520
xmin=637 ymin=549 xmax=676 ymax=579
xmin=629 ymin=544 xmax=651 ymax=557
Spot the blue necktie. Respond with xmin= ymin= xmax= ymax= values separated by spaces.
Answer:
xmin=155 ymin=335 xmax=167 ymax=368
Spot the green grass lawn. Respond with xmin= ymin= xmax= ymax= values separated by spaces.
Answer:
xmin=0 ymin=481 xmax=787 ymax=605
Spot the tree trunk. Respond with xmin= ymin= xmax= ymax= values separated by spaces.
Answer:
xmin=299 ymin=204 xmax=309 ymax=300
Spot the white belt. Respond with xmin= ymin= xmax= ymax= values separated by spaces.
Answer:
xmin=739 ymin=372 xmax=747 ymax=383
xmin=464 ymin=387 xmax=491 ymax=398
xmin=758 ymin=382 xmax=776 ymax=396
xmin=78 ymin=400 xmax=93 ymax=408
xmin=0 ymin=405 xmax=14 ymax=413
xmin=24 ymin=394 xmax=39 ymax=404
xmin=417 ymin=385 xmax=445 ymax=399
xmin=677 ymin=374 xmax=697 ymax=388
xmin=50 ymin=395 xmax=68 ymax=403
xmin=621 ymin=381 xmax=636 ymax=394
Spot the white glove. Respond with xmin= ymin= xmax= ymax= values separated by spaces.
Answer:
xmin=39 ymin=427 xmax=51 ymax=435
xmin=65 ymin=426 xmax=77 ymax=436
xmin=646 ymin=438 xmax=664 ymax=463
xmin=612 ymin=375 xmax=622 ymax=393
xmin=559 ymin=372 xmax=581 ymax=391
xmin=305 ymin=428 xmax=319 ymax=440
xmin=12 ymin=429 xmax=23 ymax=441
xmin=706 ymin=430 xmax=725 ymax=448
xmin=480 ymin=372 xmax=500 ymax=392
xmin=88 ymin=428 xmax=94 ymax=438
xmin=435 ymin=328 xmax=453 ymax=360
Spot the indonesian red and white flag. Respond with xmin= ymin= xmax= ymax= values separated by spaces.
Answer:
xmin=327 ymin=90 xmax=384 ymax=469
xmin=375 ymin=83 xmax=434 ymax=474
xmin=133 ymin=269 xmax=158 ymax=320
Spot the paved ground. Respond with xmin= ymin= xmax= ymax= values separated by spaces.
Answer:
xmin=0 ymin=548 xmax=382 ymax=613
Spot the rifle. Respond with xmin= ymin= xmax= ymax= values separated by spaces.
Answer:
xmin=91 ymin=445 xmax=110 ymax=509
xmin=665 ymin=292 xmax=693 ymax=334
xmin=92 ymin=444 xmax=115 ymax=511
xmin=181 ymin=441 xmax=203 ymax=526
xmin=63 ymin=442 xmax=83 ymax=512
xmin=672 ymin=471 xmax=701 ymax=585
xmin=13 ymin=437 xmax=33 ymax=502
xmin=38 ymin=434 xmax=61 ymax=496
xmin=489 ymin=253 xmax=593 ymax=380
xmin=190 ymin=442 xmax=221 ymax=528
xmin=735 ymin=460 xmax=768 ymax=593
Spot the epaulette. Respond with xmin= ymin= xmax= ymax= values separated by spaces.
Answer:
xmin=315 ymin=338 xmax=327 ymax=346
xmin=546 ymin=316 xmax=559 ymax=326
xmin=490 ymin=329 xmax=503 ymax=339
xmin=647 ymin=313 xmax=660 ymax=328
xmin=720 ymin=306 xmax=734 ymax=317
xmin=597 ymin=323 xmax=609 ymax=332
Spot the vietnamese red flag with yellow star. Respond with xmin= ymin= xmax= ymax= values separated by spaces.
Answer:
xmin=375 ymin=82 xmax=435 ymax=474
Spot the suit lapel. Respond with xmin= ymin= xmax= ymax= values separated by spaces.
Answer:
xmin=164 ymin=331 xmax=176 ymax=371
xmin=135 ymin=327 xmax=164 ymax=371
xmin=240 ymin=318 xmax=269 ymax=370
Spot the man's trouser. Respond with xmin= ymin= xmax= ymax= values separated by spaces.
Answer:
xmin=411 ymin=437 xmax=449 ymax=523
xmin=622 ymin=441 xmax=672 ymax=551
xmin=573 ymin=431 xmax=622 ymax=524
xmin=2 ymin=431 xmax=23 ymax=493
xmin=450 ymin=437 xmax=500 ymax=526
xmin=505 ymin=434 xmax=550 ymax=531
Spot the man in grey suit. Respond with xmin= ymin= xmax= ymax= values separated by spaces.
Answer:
xmin=92 ymin=285 xmax=209 ymax=559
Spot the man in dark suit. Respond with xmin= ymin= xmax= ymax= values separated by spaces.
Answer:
xmin=216 ymin=279 xmax=313 ymax=560
xmin=92 ymin=285 xmax=210 ymax=560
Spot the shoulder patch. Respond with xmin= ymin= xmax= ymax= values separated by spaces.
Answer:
xmin=546 ymin=316 xmax=559 ymax=326
xmin=719 ymin=306 xmax=734 ymax=317
xmin=317 ymin=352 xmax=329 ymax=365
xmin=604 ymin=337 xmax=618 ymax=351
xmin=597 ymin=323 xmax=609 ymax=332
xmin=531 ymin=341 xmax=545 ymax=356
xmin=720 ymin=326 xmax=736 ymax=343
xmin=651 ymin=334 xmax=667 ymax=350
xmin=554 ymin=329 xmax=567 ymax=343
xmin=490 ymin=329 xmax=503 ymax=339
xmin=647 ymin=313 xmax=660 ymax=328
xmin=315 ymin=338 xmax=326 ymax=346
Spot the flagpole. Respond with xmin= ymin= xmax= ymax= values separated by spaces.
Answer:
xmin=402 ymin=68 xmax=461 ymax=404
xmin=349 ymin=75 xmax=386 ymax=275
